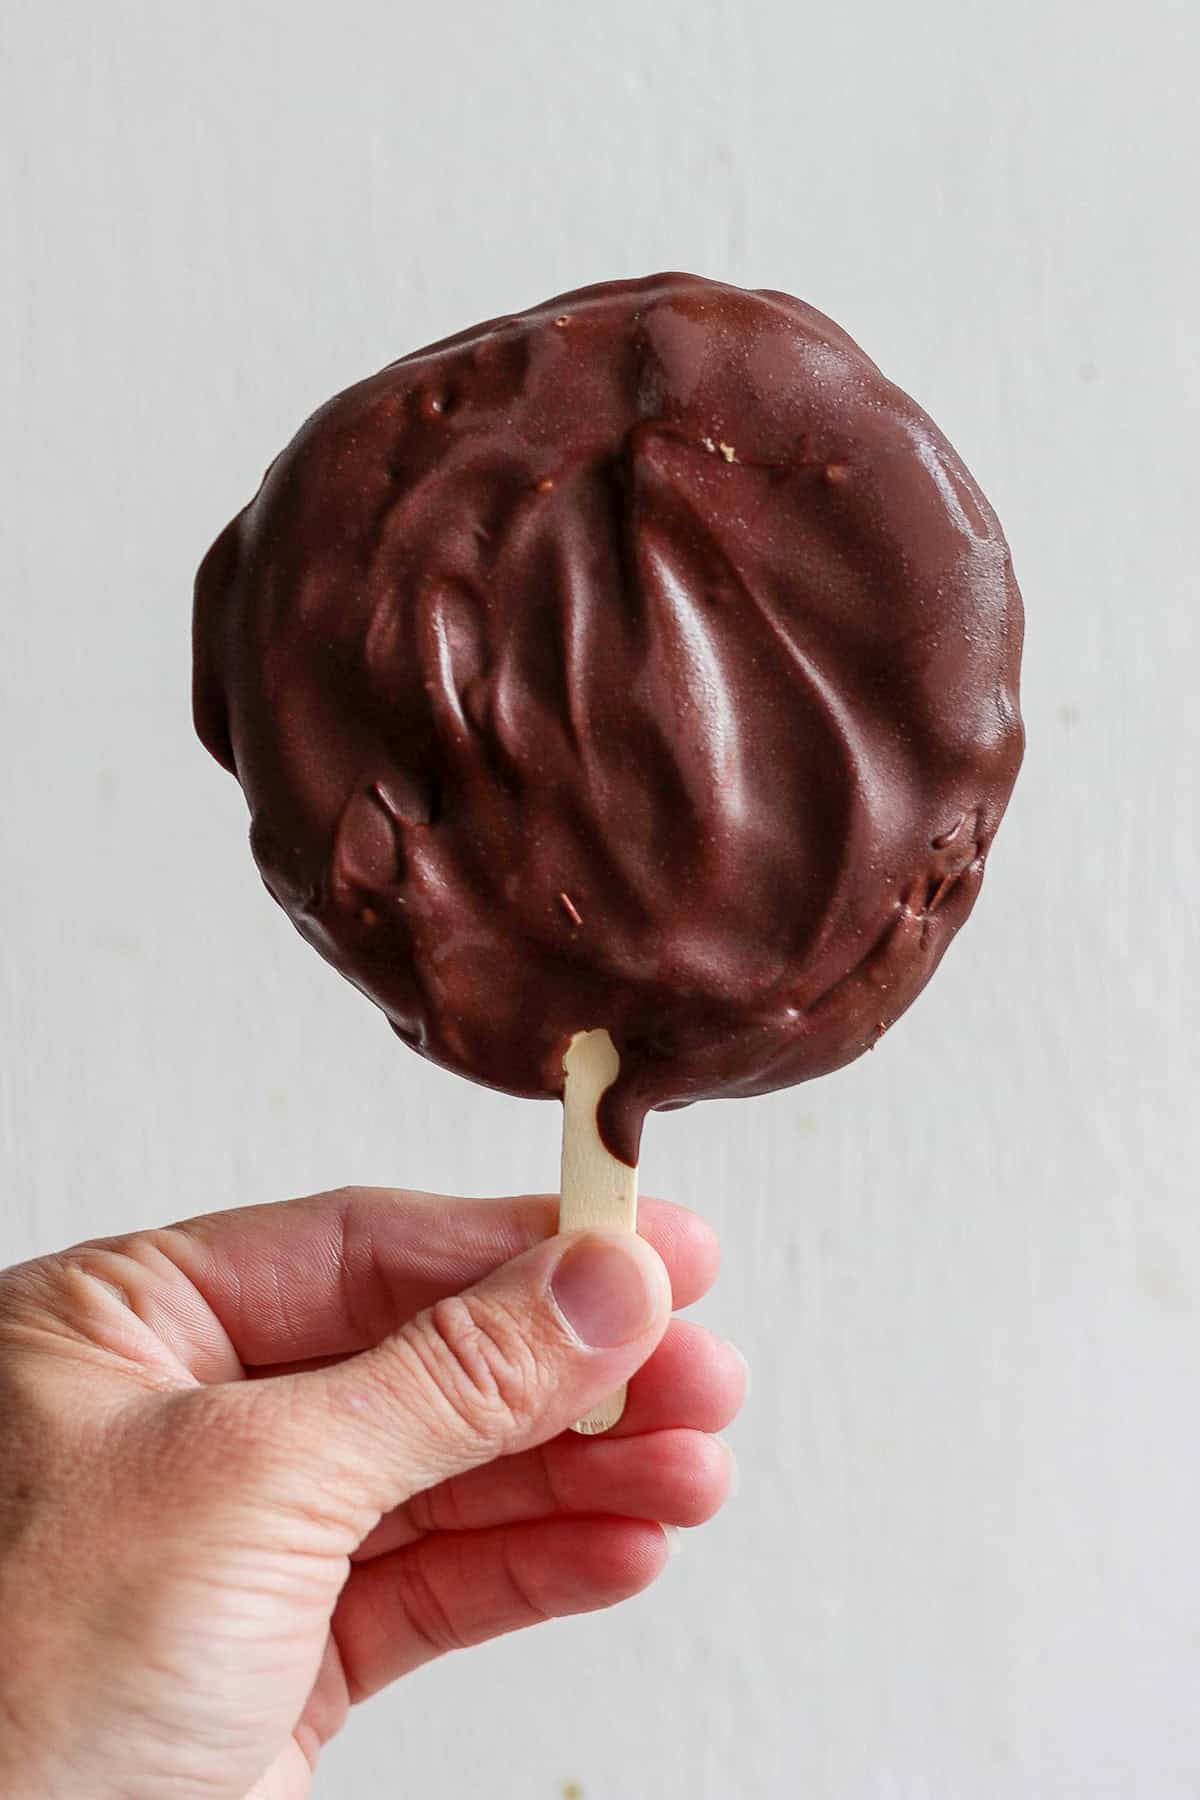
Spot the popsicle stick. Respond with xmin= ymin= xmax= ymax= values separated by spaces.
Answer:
xmin=560 ymin=1028 xmax=639 ymax=1435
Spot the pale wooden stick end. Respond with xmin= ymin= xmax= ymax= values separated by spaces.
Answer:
xmin=570 ymin=1386 xmax=628 ymax=1436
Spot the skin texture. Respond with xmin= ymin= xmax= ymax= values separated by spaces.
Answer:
xmin=0 ymin=1190 xmax=742 ymax=1800
xmin=194 ymin=273 xmax=1024 ymax=1160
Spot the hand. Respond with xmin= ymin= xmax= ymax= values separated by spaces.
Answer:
xmin=0 ymin=1188 xmax=743 ymax=1799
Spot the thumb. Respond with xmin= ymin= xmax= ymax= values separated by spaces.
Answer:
xmin=298 ymin=1231 xmax=673 ymax=1516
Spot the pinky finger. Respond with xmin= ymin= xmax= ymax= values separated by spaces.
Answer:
xmin=333 ymin=1517 xmax=675 ymax=1700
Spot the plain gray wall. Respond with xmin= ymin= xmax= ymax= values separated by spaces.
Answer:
xmin=2 ymin=2 xmax=1197 ymax=1796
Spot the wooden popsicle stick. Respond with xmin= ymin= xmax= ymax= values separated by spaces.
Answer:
xmin=559 ymin=1028 xmax=639 ymax=1435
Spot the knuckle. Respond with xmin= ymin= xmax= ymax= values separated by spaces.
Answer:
xmin=3 ymin=1243 xmax=167 ymax=1363
xmin=390 ymin=1553 xmax=467 ymax=1661
xmin=0 ymin=1255 xmax=94 ymax=1341
xmin=406 ymin=1470 xmax=462 ymax=1535
xmin=400 ymin=1293 xmax=544 ymax=1451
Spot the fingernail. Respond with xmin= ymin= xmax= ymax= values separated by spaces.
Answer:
xmin=731 ymin=1344 xmax=751 ymax=1400
xmin=659 ymin=1523 xmax=682 ymax=1557
xmin=551 ymin=1235 xmax=662 ymax=1348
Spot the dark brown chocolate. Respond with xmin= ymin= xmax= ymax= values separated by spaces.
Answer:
xmin=194 ymin=274 xmax=1024 ymax=1164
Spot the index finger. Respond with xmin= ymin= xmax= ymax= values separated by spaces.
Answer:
xmin=158 ymin=1188 xmax=719 ymax=1370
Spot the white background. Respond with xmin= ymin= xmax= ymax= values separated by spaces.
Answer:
xmin=2 ymin=2 xmax=1198 ymax=1796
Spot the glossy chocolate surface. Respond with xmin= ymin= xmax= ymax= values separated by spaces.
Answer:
xmin=195 ymin=274 xmax=1024 ymax=1162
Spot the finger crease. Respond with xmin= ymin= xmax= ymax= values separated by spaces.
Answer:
xmin=401 ymin=1489 xmax=436 ymax=1536
xmin=395 ymin=1553 xmax=467 ymax=1657
xmin=502 ymin=1536 xmax=553 ymax=1625
xmin=534 ymin=1446 xmax=567 ymax=1517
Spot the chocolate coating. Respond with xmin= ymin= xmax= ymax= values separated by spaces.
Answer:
xmin=194 ymin=274 xmax=1023 ymax=1164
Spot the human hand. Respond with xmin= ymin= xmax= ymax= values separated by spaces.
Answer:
xmin=0 ymin=1188 xmax=743 ymax=1799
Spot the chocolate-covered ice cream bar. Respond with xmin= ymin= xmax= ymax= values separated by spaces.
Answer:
xmin=195 ymin=273 xmax=1023 ymax=1169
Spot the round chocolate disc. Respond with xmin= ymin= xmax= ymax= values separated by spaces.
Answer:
xmin=194 ymin=273 xmax=1024 ymax=1162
